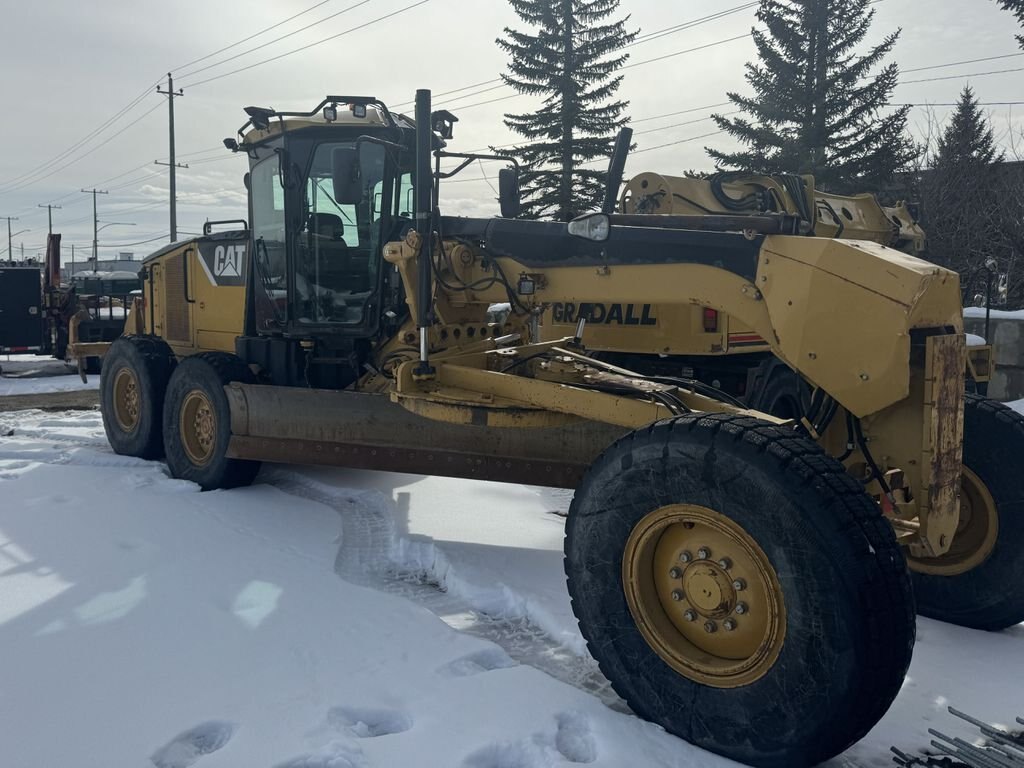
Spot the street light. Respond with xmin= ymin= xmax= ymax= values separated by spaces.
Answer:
xmin=6 ymin=228 xmax=29 ymax=263
xmin=91 ymin=221 xmax=136 ymax=270
xmin=97 ymin=221 xmax=136 ymax=233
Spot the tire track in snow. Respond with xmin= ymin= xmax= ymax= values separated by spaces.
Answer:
xmin=264 ymin=469 xmax=628 ymax=714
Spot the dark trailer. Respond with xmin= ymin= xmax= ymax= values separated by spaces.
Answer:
xmin=0 ymin=267 xmax=43 ymax=354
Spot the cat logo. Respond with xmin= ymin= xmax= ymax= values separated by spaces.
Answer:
xmin=214 ymin=244 xmax=245 ymax=277
xmin=197 ymin=238 xmax=248 ymax=287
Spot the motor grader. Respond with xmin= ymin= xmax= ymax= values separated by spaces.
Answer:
xmin=91 ymin=90 xmax=1024 ymax=768
xmin=538 ymin=170 xmax=994 ymax=411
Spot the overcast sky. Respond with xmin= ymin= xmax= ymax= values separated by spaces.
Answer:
xmin=1 ymin=0 xmax=1021 ymax=264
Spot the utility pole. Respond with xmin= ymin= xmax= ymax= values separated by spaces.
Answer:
xmin=81 ymin=188 xmax=108 ymax=265
xmin=3 ymin=216 xmax=18 ymax=262
xmin=71 ymin=243 xmax=76 ymax=276
xmin=37 ymin=203 xmax=62 ymax=237
xmin=156 ymin=73 xmax=186 ymax=242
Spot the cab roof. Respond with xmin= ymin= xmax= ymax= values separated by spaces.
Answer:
xmin=240 ymin=104 xmax=391 ymax=145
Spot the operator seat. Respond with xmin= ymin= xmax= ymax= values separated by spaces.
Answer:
xmin=308 ymin=212 xmax=349 ymax=252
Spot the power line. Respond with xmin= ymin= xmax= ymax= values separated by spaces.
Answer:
xmin=176 ymin=0 xmax=375 ymax=80
xmin=900 ymin=66 xmax=1024 ymax=85
xmin=170 ymin=0 xmax=338 ymax=72
xmin=0 ymin=101 xmax=164 ymax=197
xmin=178 ymin=0 xmax=433 ymax=89
xmin=0 ymin=89 xmax=160 ymax=196
xmin=896 ymin=100 xmax=1024 ymax=107
xmin=627 ymin=3 xmax=757 ymax=48
xmin=902 ymin=52 xmax=1024 ymax=74
xmin=632 ymin=102 xmax=733 ymax=124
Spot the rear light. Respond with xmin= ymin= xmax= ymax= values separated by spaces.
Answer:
xmin=703 ymin=307 xmax=719 ymax=333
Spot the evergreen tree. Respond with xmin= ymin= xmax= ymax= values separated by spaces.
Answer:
xmin=994 ymin=0 xmax=1024 ymax=48
xmin=496 ymin=0 xmax=637 ymax=221
xmin=706 ymin=0 xmax=917 ymax=192
xmin=934 ymin=86 xmax=1003 ymax=168
xmin=920 ymin=87 xmax=1008 ymax=300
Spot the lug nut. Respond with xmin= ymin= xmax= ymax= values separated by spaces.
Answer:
xmin=717 ymin=558 xmax=732 ymax=570
xmin=697 ymin=547 xmax=711 ymax=560
xmin=732 ymin=578 xmax=746 ymax=591
xmin=670 ymin=590 xmax=684 ymax=602
xmin=669 ymin=567 xmax=682 ymax=579
xmin=679 ymin=551 xmax=692 ymax=563
xmin=735 ymin=602 xmax=748 ymax=615
xmin=683 ymin=609 xmax=697 ymax=622
xmin=723 ymin=618 xmax=737 ymax=631
xmin=704 ymin=621 xmax=717 ymax=633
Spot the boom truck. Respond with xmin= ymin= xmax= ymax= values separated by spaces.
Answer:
xmin=91 ymin=90 xmax=1024 ymax=768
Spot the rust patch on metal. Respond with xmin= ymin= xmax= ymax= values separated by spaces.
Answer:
xmin=922 ymin=334 xmax=966 ymax=557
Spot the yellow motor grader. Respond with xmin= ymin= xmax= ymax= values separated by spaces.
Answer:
xmin=92 ymin=90 xmax=1024 ymax=768
xmin=538 ymin=170 xmax=993 ymax=411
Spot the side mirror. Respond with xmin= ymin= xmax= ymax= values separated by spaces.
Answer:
xmin=332 ymin=147 xmax=363 ymax=205
xmin=602 ymin=127 xmax=633 ymax=214
xmin=498 ymin=167 xmax=521 ymax=219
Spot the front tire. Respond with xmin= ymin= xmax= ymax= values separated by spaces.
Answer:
xmin=100 ymin=335 xmax=175 ymax=459
xmin=163 ymin=352 xmax=260 ymax=491
xmin=909 ymin=394 xmax=1024 ymax=630
xmin=565 ymin=413 xmax=915 ymax=768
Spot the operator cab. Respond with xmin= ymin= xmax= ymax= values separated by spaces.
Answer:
xmin=231 ymin=98 xmax=415 ymax=338
xmin=226 ymin=97 xmax=417 ymax=387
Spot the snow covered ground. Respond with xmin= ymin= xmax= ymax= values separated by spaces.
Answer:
xmin=0 ymin=354 xmax=98 ymax=396
xmin=0 ymin=407 xmax=1021 ymax=768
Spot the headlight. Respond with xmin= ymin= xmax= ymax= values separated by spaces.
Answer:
xmin=567 ymin=213 xmax=610 ymax=242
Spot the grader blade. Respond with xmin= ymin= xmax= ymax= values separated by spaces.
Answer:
xmin=224 ymin=384 xmax=627 ymax=488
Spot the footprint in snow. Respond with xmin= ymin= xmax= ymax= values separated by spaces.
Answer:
xmin=273 ymin=741 xmax=367 ymax=768
xmin=554 ymin=711 xmax=597 ymax=763
xmin=150 ymin=720 xmax=236 ymax=768
xmin=462 ymin=712 xmax=597 ymax=767
xmin=436 ymin=648 xmax=518 ymax=678
xmin=462 ymin=741 xmax=545 ymax=768
xmin=326 ymin=705 xmax=413 ymax=738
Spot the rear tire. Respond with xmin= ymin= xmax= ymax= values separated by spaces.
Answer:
xmin=909 ymin=394 xmax=1024 ymax=630
xmin=100 ymin=335 xmax=175 ymax=459
xmin=746 ymin=360 xmax=810 ymax=419
xmin=565 ymin=413 xmax=915 ymax=768
xmin=163 ymin=352 xmax=260 ymax=491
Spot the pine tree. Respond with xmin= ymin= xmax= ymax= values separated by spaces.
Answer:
xmin=920 ymin=87 xmax=1008 ymax=300
xmin=496 ymin=0 xmax=637 ymax=221
xmin=706 ymin=0 xmax=918 ymax=193
xmin=934 ymin=86 xmax=1003 ymax=168
xmin=994 ymin=0 xmax=1024 ymax=48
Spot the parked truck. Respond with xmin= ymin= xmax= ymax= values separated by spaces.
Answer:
xmin=0 ymin=234 xmax=139 ymax=375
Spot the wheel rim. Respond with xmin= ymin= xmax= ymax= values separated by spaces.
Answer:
xmin=908 ymin=466 xmax=999 ymax=576
xmin=622 ymin=504 xmax=786 ymax=688
xmin=112 ymin=367 xmax=141 ymax=432
xmin=179 ymin=389 xmax=216 ymax=466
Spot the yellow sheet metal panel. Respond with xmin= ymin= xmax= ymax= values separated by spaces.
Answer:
xmin=759 ymin=236 xmax=962 ymax=416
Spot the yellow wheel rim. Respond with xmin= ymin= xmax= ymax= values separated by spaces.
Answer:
xmin=179 ymin=390 xmax=216 ymax=467
xmin=112 ymin=368 xmax=141 ymax=432
xmin=909 ymin=466 xmax=999 ymax=576
xmin=622 ymin=504 xmax=786 ymax=688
